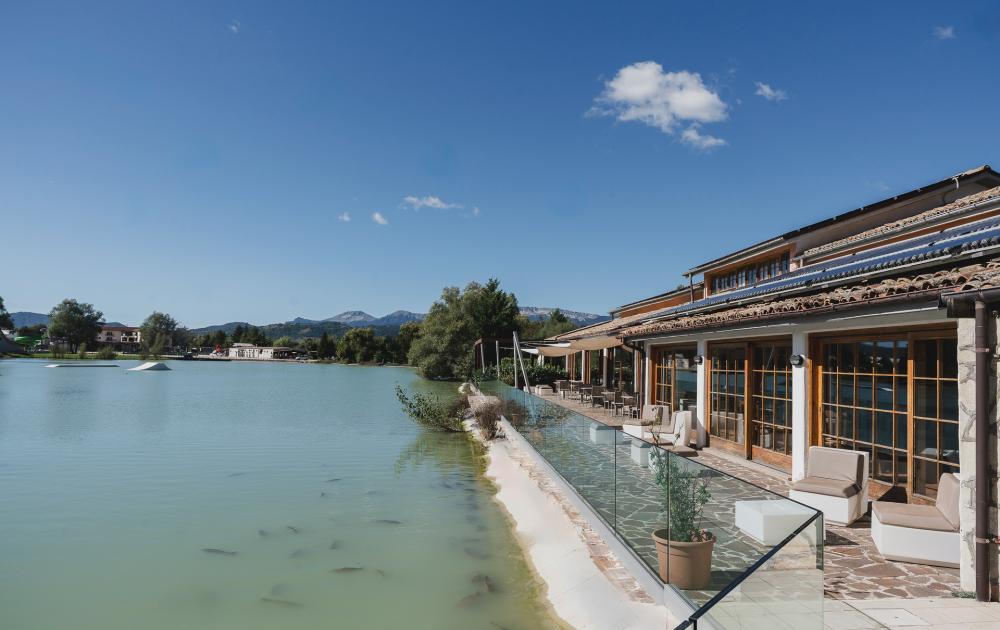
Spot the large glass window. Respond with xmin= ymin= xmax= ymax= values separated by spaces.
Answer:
xmin=750 ymin=343 xmax=792 ymax=456
xmin=609 ymin=346 xmax=635 ymax=392
xmin=818 ymin=331 xmax=957 ymax=499
xmin=709 ymin=345 xmax=746 ymax=444
xmin=651 ymin=346 xmax=697 ymax=412
xmin=912 ymin=338 xmax=959 ymax=497
xmin=588 ymin=350 xmax=602 ymax=386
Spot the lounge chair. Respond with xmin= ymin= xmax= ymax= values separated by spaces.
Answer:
xmin=651 ymin=410 xmax=698 ymax=457
xmin=622 ymin=404 xmax=668 ymax=440
xmin=870 ymin=473 xmax=960 ymax=567
xmin=788 ymin=446 xmax=868 ymax=526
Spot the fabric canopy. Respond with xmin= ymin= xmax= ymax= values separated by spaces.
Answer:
xmin=535 ymin=345 xmax=578 ymax=358
xmin=568 ymin=336 xmax=622 ymax=351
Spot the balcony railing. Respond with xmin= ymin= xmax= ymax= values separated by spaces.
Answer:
xmin=485 ymin=382 xmax=824 ymax=630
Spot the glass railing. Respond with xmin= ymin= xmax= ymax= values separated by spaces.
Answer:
xmin=483 ymin=382 xmax=824 ymax=630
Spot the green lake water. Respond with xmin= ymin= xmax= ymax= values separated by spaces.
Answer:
xmin=0 ymin=359 xmax=559 ymax=630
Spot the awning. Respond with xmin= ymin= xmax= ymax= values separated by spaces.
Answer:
xmin=536 ymin=345 xmax=578 ymax=358
xmin=568 ymin=336 xmax=622 ymax=351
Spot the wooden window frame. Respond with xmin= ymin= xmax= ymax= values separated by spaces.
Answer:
xmin=648 ymin=344 xmax=697 ymax=413
xmin=811 ymin=324 xmax=958 ymax=501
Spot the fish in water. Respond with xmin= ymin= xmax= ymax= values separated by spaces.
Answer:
xmin=227 ymin=472 xmax=247 ymax=478
xmin=463 ymin=547 xmax=490 ymax=560
xmin=269 ymin=583 xmax=289 ymax=597
xmin=329 ymin=540 xmax=340 ymax=550
xmin=455 ymin=592 xmax=484 ymax=609
xmin=490 ymin=623 xmax=512 ymax=630
xmin=325 ymin=478 xmax=342 ymax=483
xmin=258 ymin=529 xmax=269 ymax=538
xmin=470 ymin=573 xmax=499 ymax=593
xmin=320 ymin=492 xmax=329 ymax=498
xmin=331 ymin=567 xmax=364 ymax=573
xmin=259 ymin=597 xmax=303 ymax=608
xmin=201 ymin=548 xmax=237 ymax=556
xmin=289 ymin=549 xmax=308 ymax=559
xmin=371 ymin=519 xmax=402 ymax=525
xmin=374 ymin=569 xmax=387 ymax=578
xmin=286 ymin=526 xmax=300 ymax=534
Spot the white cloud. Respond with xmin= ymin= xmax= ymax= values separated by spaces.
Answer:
xmin=402 ymin=195 xmax=462 ymax=210
xmin=933 ymin=25 xmax=955 ymax=40
xmin=680 ymin=124 xmax=726 ymax=150
xmin=228 ymin=20 xmax=240 ymax=34
xmin=591 ymin=61 xmax=728 ymax=148
xmin=371 ymin=211 xmax=388 ymax=226
xmin=754 ymin=82 xmax=787 ymax=103
xmin=472 ymin=206 xmax=480 ymax=217
xmin=337 ymin=212 xmax=351 ymax=222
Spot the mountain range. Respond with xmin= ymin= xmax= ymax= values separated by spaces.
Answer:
xmin=10 ymin=307 xmax=608 ymax=338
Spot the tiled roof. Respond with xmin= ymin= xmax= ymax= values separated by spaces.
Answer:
xmin=619 ymin=261 xmax=1000 ymax=338
xmin=552 ymin=309 xmax=650 ymax=341
xmin=803 ymin=186 xmax=1000 ymax=259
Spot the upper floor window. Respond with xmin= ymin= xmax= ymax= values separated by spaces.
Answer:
xmin=710 ymin=252 xmax=790 ymax=294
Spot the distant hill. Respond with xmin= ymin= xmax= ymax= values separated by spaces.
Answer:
xmin=189 ymin=320 xmax=356 ymax=341
xmin=10 ymin=312 xmax=48 ymax=328
xmin=518 ymin=307 xmax=608 ymax=325
xmin=325 ymin=311 xmax=377 ymax=325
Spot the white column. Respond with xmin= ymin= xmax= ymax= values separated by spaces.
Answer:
xmin=696 ymin=339 xmax=707 ymax=447
xmin=644 ymin=342 xmax=653 ymax=406
xmin=791 ymin=332 xmax=809 ymax=481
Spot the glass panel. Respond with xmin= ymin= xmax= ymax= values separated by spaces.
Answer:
xmin=915 ymin=419 xmax=939 ymax=460
xmin=874 ymin=448 xmax=894 ymax=483
xmin=839 ymin=343 xmax=856 ymax=372
xmin=838 ymin=376 xmax=855 ymax=405
xmin=875 ymin=341 xmax=894 ymax=373
xmin=895 ymin=340 xmax=908 ymax=374
xmin=941 ymin=340 xmax=958 ymax=379
xmin=913 ymin=458 xmax=939 ymax=498
xmin=857 ymin=376 xmax=873 ymax=407
xmin=859 ymin=341 xmax=874 ymax=373
xmin=914 ymin=380 xmax=937 ymax=418
xmin=942 ymin=423 xmax=959 ymax=464
xmin=825 ymin=344 xmax=838 ymax=371
xmin=915 ymin=340 xmax=937 ymax=377
xmin=895 ymin=377 xmax=908 ymax=411
xmin=875 ymin=412 xmax=893 ymax=447
xmin=856 ymin=409 xmax=873 ymax=444
xmin=838 ymin=408 xmax=853 ymax=439
xmin=875 ymin=376 xmax=893 ymax=410
xmin=895 ymin=413 xmax=907 ymax=452
xmin=940 ymin=381 xmax=958 ymax=421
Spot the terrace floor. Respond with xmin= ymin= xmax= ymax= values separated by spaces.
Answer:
xmin=533 ymin=388 xmax=963 ymax=602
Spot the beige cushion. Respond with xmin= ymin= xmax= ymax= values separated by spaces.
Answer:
xmin=936 ymin=473 xmax=961 ymax=530
xmin=792 ymin=477 xmax=860 ymax=498
xmin=807 ymin=446 xmax=865 ymax=486
xmin=666 ymin=444 xmax=697 ymax=457
xmin=873 ymin=501 xmax=957 ymax=532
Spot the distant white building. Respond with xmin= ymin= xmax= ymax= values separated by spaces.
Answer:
xmin=227 ymin=343 xmax=294 ymax=360
xmin=95 ymin=326 xmax=142 ymax=352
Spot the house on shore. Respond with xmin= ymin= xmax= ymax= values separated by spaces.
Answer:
xmin=532 ymin=165 xmax=1000 ymax=599
xmin=227 ymin=343 xmax=295 ymax=360
xmin=95 ymin=325 xmax=142 ymax=352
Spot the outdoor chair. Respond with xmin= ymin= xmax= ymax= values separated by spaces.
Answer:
xmin=622 ymin=404 xmax=668 ymax=440
xmin=555 ymin=380 xmax=570 ymax=398
xmin=788 ymin=446 xmax=868 ymax=526
xmin=870 ymin=472 xmax=960 ymax=568
xmin=603 ymin=389 xmax=619 ymax=414
xmin=590 ymin=388 xmax=605 ymax=409
xmin=650 ymin=410 xmax=698 ymax=457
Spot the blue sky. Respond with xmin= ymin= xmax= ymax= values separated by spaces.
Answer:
xmin=2 ymin=1 xmax=999 ymax=327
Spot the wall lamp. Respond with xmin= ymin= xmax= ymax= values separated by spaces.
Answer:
xmin=693 ymin=355 xmax=704 ymax=365
xmin=789 ymin=354 xmax=805 ymax=367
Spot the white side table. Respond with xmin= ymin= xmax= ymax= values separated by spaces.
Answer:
xmin=735 ymin=499 xmax=817 ymax=546
xmin=630 ymin=440 xmax=652 ymax=467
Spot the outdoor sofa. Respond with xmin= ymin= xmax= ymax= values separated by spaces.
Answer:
xmin=788 ymin=446 xmax=868 ymax=526
xmin=870 ymin=472 xmax=961 ymax=568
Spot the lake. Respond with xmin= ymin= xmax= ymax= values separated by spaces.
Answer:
xmin=0 ymin=359 xmax=559 ymax=630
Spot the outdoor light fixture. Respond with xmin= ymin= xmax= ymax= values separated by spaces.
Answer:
xmin=789 ymin=354 xmax=805 ymax=367
xmin=694 ymin=355 xmax=704 ymax=365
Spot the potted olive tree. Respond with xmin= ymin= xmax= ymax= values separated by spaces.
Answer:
xmin=650 ymin=449 xmax=714 ymax=589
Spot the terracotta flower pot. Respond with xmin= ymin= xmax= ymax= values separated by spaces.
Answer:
xmin=651 ymin=528 xmax=714 ymax=590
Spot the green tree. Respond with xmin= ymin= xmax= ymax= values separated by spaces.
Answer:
xmin=317 ymin=331 xmax=336 ymax=359
xmin=48 ymin=299 xmax=104 ymax=351
xmin=0 ymin=296 xmax=12 ymax=330
xmin=337 ymin=327 xmax=376 ymax=363
xmin=408 ymin=279 xmax=520 ymax=380
xmin=273 ymin=336 xmax=298 ymax=349
xmin=395 ymin=321 xmax=420 ymax=363
xmin=521 ymin=308 xmax=577 ymax=340
xmin=140 ymin=311 xmax=178 ymax=353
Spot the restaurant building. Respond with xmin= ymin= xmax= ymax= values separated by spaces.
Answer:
xmin=547 ymin=165 xmax=1000 ymax=596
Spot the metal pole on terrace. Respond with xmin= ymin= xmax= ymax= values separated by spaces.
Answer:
xmin=512 ymin=331 xmax=531 ymax=389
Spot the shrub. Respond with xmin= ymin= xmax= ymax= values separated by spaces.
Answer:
xmin=496 ymin=357 xmax=567 ymax=387
xmin=95 ymin=346 xmax=117 ymax=360
xmin=474 ymin=400 xmax=504 ymax=441
xmin=77 ymin=343 xmax=88 ymax=359
xmin=651 ymin=449 xmax=713 ymax=543
xmin=395 ymin=385 xmax=467 ymax=432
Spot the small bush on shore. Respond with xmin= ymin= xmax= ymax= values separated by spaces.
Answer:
xmin=496 ymin=357 xmax=567 ymax=387
xmin=77 ymin=343 xmax=88 ymax=359
xmin=395 ymin=385 xmax=468 ymax=432
xmin=95 ymin=346 xmax=117 ymax=360
xmin=475 ymin=400 xmax=504 ymax=441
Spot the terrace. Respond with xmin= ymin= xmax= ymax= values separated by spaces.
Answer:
xmin=533 ymin=384 xmax=961 ymax=602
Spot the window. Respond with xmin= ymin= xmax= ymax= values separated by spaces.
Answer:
xmin=710 ymin=252 xmax=790 ymax=293
xmin=609 ymin=346 xmax=635 ymax=392
xmin=588 ymin=350 xmax=602 ymax=386
xmin=709 ymin=345 xmax=746 ymax=444
xmin=818 ymin=331 xmax=958 ymax=499
xmin=651 ymin=346 xmax=697 ymax=412
xmin=750 ymin=343 xmax=793 ymax=455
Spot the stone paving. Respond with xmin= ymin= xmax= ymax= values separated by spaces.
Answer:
xmin=523 ymin=387 xmax=963 ymax=602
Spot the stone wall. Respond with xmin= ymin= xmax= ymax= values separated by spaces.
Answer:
xmin=957 ymin=316 xmax=1000 ymax=594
